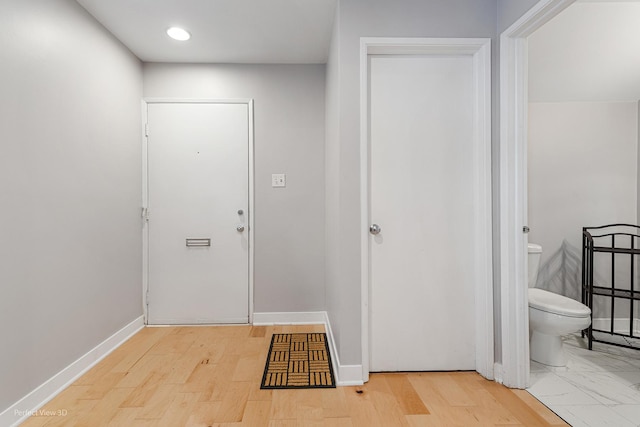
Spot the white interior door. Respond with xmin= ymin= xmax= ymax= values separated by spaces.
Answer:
xmin=369 ymin=54 xmax=478 ymax=371
xmin=147 ymin=102 xmax=250 ymax=324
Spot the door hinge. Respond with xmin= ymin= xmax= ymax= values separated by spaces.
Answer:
xmin=145 ymin=123 xmax=149 ymax=137
xmin=146 ymin=290 xmax=149 ymax=305
xmin=142 ymin=207 xmax=149 ymax=222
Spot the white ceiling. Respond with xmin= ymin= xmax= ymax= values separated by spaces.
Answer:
xmin=75 ymin=0 xmax=337 ymax=64
xmin=529 ymin=0 xmax=640 ymax=102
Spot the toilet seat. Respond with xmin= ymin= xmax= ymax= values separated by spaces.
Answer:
xmin=529 ymin=288 xmax=591 ymax=318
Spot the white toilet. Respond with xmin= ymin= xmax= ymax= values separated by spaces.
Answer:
xmin=528 ymin=243 xmax=591 ymax=366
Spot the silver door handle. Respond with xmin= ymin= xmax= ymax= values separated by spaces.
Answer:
xmin=369 ymin=224 xmax=381 ymax=235
xmin=237 ymin=225 xmax=245 ymax=232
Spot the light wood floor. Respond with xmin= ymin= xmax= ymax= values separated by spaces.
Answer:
xmin=21 ymin=325 xmax=568 ymax=426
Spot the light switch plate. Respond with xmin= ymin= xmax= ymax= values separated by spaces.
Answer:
xmin=272 ymin=173 xmax=286 ymax=187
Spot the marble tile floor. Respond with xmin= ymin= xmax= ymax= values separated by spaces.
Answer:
xmin=528 ymin=333 xmax=640 ymax=426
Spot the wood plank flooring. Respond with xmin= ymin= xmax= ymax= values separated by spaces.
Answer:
xmin=20 ymin=325 xmax=568 ymax=426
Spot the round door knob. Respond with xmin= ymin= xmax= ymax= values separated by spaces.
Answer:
xmin=237 ymin=225 xmax=245 ymax=232
xmin=369 ymin=224 xmax=381 ymax=235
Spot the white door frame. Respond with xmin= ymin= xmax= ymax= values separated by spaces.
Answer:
xmin=499 ymin=0 xmax=575 ymax=388
xmin=141 ymin=98 xmax=255 ymax=325
xmin=360 ymin=38 xmax=493 ymax=382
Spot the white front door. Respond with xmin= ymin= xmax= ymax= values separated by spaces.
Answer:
xmin=369 ymin=54 xmax=480 ymax=371
xmin=146 ymin=102 xmax=250 ymax=324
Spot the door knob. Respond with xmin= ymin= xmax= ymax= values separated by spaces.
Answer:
xmin=237 ymin=225 xmax=245 ymax=232
xmin=369 ymin=224 xmax=381 ymax=235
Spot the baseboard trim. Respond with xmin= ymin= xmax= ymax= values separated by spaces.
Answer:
xmin=253 ymin=311 xmax=365 ymax=386
xmin=592 ymin=317 xmax=640 ymax=335
xmin=336 ymin=365 xmax=365 ymax=386
xmin=252 ymin=311 xmax=328 ymax=325
xmin=0 ymin=315 xmax=144 ymax=427
xmin=321 ymin=312 xmax=364 ymax=386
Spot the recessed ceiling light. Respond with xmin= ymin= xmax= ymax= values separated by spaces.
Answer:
xmin=167 ymin=27 xmax=191 ymax=41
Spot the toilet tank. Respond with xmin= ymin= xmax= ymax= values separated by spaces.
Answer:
xmin=528 ymin=243 xmax=542 ymax=288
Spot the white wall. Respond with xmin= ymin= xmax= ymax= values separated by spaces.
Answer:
xmin=0 ymin=0 xmax=143 ymax=414
xmin=324 ymin=0 xmax=497 ymax=366
xmin=143 ymin=63 xmax=326 ymax=313
xmin=528 ymin=2 xmax=640 ymax=104
xmin=528 ymin=102 xmax=638 ymax=304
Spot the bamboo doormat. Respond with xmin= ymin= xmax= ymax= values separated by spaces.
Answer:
xmin=261 ymin=333 xmax=336 ymax=389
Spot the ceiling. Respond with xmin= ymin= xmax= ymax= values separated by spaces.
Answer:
xmin=75 ymin=0 xmax=337 ymax=64
xmin=529 ymin=0 xmax=640 ymax=102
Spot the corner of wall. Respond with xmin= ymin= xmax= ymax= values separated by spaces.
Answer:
xmin=252 ymin=311 xmax=364 ymax=385
xmin=324 ymin=0 xmax=343 ymax=368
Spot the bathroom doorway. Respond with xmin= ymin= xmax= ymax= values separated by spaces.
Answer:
xmin=503 ymin=0 xmax=640 ymax=421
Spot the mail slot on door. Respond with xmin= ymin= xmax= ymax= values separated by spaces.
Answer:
xmin=186 ymin=238 xmax=211 ymax=247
